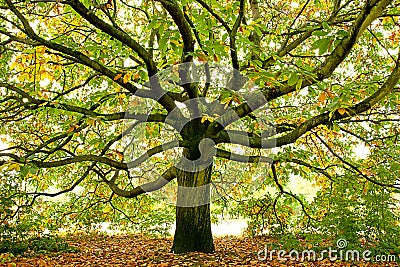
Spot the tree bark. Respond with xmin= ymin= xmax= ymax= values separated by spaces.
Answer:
xmin=171 ymin=162 xmax=214 ymax=253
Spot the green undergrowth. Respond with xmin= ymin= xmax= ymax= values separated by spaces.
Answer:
xmin=0 ymin=224 xmax=79 ymax=256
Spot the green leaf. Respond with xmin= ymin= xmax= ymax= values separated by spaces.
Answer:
xmin=159 ymin=37 xmax=167 ymax=51
xmin=336 ymin=29 xmax=349 ymax=39
xmin=288 ymin=72 xmax=299 ymax=86
xmin=158 ymin=23 xmax=165 ymax=35
xmin=296 ymin=78 xmax=303 ymax=90
xmin=322 ymin=22 xmax=330 ymax=30
xmin=312 ymin=30 xmax=329 ymax=36
xmin=147 ymin=20 xmax=159 ymax=30
xmin=312 ymin=38 xmax=332 ymax=55
xmin=254 ymin=26 xmax=262 ymax=37
xmin=20 ymin=165 xmax=29 ymax=178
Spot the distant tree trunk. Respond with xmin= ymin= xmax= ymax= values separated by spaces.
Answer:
xmin=171 ymin=161 xmax=214 ymax=253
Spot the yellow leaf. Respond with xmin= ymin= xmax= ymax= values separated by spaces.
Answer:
xmin=123 ymin=72 xmax=132 ymax=84
xmin=10 ymin=61 xmax=18 ymax=70
xmin=41 ymin=71 xmax=54 ymax=80
xmin=66 ymin=125 xmax=76 ymax=134
xmin=201 ymin=115 xmax=214 ymax=123
xmin=115 ymin=151 xmax=123 ymax=160
xmin=198 ymin=53 xmax=207 ymax=62
xmin=18 ymin=73 xmax=30 ymax=82
xmin=318 ymin=91 xmax=327 ymax=103
xmin=6 ymin=163 xmax=20 ymax=172
xmin=114 ymin=73 xmax=122 ymax=81
xmin=87 ymin=118 xmax=96 ymax=127
xmin=337 ymin=108 xmax=346 ymax=115
xmin=327 ymin=91 xmax=335 ymax=99
xmin=221 ymin=97 xmax=233 ymax=109
xmin=36 ymin=46 xmax=46 ymax=53
xmin=170 ymin=39 xmax=180 ymax=46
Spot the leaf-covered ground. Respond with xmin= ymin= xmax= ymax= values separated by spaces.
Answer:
xmin=1 ymin=235 xmax=399 ymax=266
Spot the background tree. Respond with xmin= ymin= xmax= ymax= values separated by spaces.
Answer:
xmin=0 ymin=0 xmax=399 ymax=254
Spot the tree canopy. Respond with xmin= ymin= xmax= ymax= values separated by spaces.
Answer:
xmin=1 ymin=0 xmax=400 ymax=255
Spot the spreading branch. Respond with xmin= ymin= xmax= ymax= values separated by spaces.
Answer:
xmin=102 ymin=166 xmax=177 ymax=198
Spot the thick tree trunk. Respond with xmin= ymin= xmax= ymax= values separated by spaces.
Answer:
xmin=171 ymin=163 xmax=215 ymax=253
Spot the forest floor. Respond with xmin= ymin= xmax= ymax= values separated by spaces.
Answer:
xmin=1 ymin=234 xmax=399 ymax=266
